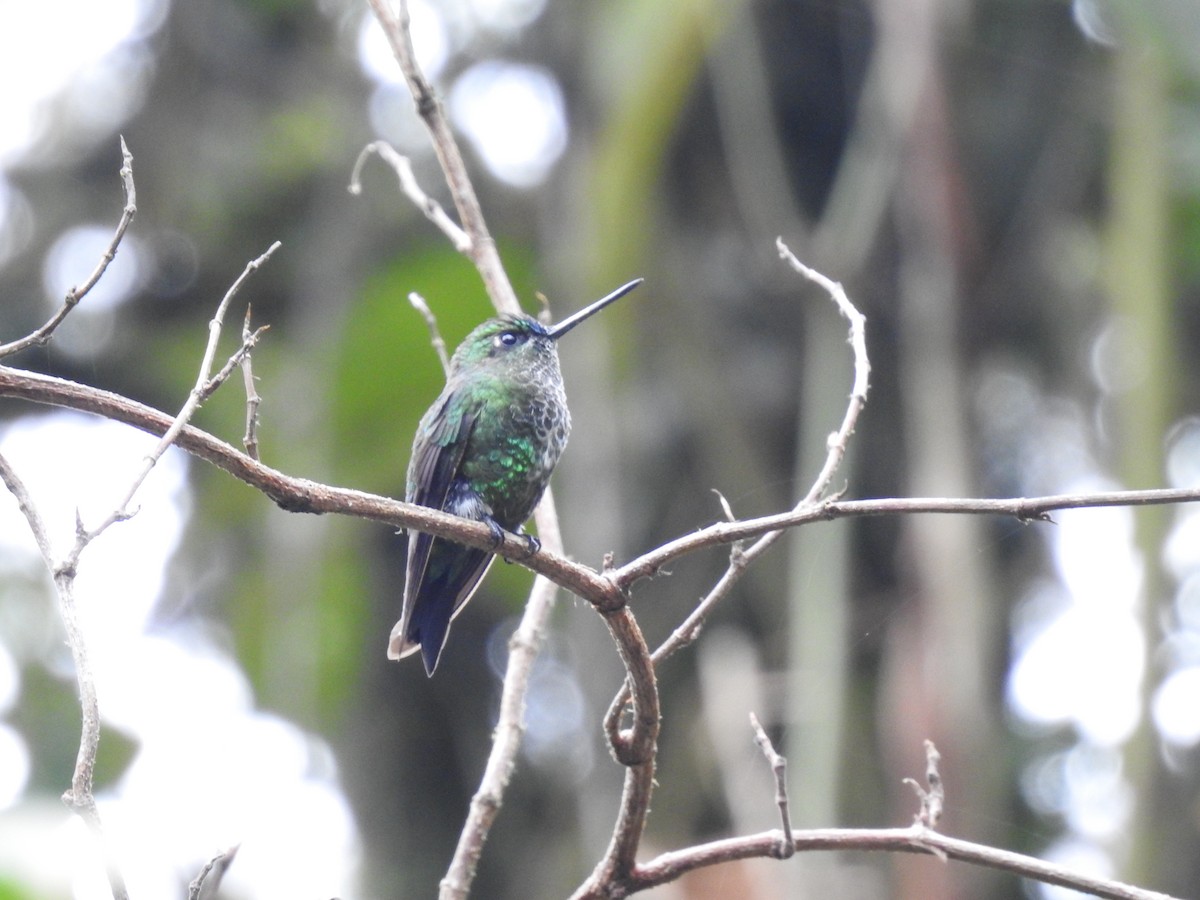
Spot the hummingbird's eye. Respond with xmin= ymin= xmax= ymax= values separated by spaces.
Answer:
xmin=495 ymin=331 xmax=522 ymax=349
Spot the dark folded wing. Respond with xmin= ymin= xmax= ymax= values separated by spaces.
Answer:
xmin=388 ymin=392 xmax=476 ymax=662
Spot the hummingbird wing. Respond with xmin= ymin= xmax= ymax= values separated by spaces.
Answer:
xmin=405 ymin=395 xmax=475 ymax=585
xmin=389 ymin=392 xmax=497 ymax=674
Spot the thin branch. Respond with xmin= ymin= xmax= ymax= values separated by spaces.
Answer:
xmin=0 ymin=139 xmax=142 ymax=900
xmin=0 ymin=365 xmax=587 ymax=561
xmin=0 ymin=137 xmax=137 ymax=359
xmin=440 ymin=539 xmax=561 ymax=899
xmin=750 ymin=713 xmax=795 ymax=859
xmin=197 ymin=245 xmax=280 ymax=398
xmin=409 ymin=291 xmax=451 ymax=375
xmin=350 ymin=141 xmax=471 ymax=253
xmin=0 ymin=454 xmax=129 ymax=900
xmin=198 ymin=324 xmax=270 ymax=407
xmin=606 ymin=246 xmax=870 ymax=728
xmin=777 ymin=239 xmax=868 ymax=393
xmin=240 ymin=306 xmax=264 ymax=460
xmin=440 ymin=490 xmax=569 ymax=899
xmin=0 ymin=453 xmax=55 ymax=567
xmin=70 ymin=241 xmax=280 ymax=555
xmin=364 ymin=0 xmax=519 ymax=315
xmin=188 ymin=845 xmax=240 ymax=900
xmin=904 ymin=739 xmax=944 ymax=829
xmin=574 ymin=741 xmax=1174 ymax=900
xmin=612 ymin=487 xmax=1200 ymax=587
xmin=618 ymin=826 xmax=1179 ymax=900
xmin=570 ymin=603 xmax=660 ymax=898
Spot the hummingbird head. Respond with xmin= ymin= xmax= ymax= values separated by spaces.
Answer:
xmin=447 ymin=278 xmax=643 ymax=383
xmin=448 ymin=315 xmax=561 ymax=385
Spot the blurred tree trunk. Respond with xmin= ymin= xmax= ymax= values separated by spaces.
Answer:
xmin=874 ymin=2 xmax=1008 ymax=899
xmin=1106 ymin=22 xmax=1188 ymax=895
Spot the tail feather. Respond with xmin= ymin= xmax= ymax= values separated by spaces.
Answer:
xmin=391 ymin=540 xmax=495 ymax=676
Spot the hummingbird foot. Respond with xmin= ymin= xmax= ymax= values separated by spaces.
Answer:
xmin=487 ymin=519 xmax=541 ymax=563
xmin=518 ymin=532 xmax=540 ymax=559
xmin=483 ymin=516 xmax=505 ymax=550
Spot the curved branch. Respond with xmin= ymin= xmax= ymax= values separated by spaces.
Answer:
xmin=621 ymin=826 xmax=1178 ymax=900
xmin=572 ymin=611 xmax=659 ymax=897
xmin=0 ymin=365 xmax=612 ymax=593
xmin=605 ymin=244 xmax=871 ymax=732
xmin=349 ymin=142 xmax=470 ymax=254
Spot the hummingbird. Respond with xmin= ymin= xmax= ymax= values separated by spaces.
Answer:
xmin=389 ymin=278 xmax=643 ymax=675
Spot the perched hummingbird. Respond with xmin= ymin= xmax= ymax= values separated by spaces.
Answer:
xmin=389 ymin=278 xmax=643 ymax=675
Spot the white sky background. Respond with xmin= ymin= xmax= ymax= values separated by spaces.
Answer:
xmin=0 ymin=413 xmax=360 ymax=899
xmin=2 ymin=0 xmax=1199 ymax=897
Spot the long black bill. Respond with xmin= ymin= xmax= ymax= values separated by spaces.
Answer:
xmin=546 ymin=278 xmax=643 ymax=340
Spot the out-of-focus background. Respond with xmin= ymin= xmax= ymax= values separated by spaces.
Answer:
xmin=1 ymin=1 xmax=1199 ymax=898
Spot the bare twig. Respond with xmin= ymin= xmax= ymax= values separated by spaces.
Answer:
xmin=612 ymin=488 xmax=1141 ymax=584
xmin=350 ymin=141 xmax=471 ymax=253
xmin=0 ymin=137 xmax=137 ymax=359
xmin=188 ymin=845 xmax=240 ymax=900
xmin=588 ymin=247 xmax=869 ymax=898
xmin=770 ymin=246 xmax=869 ymax=503
xmin=438 ymin=581 xmax=546 ymax=894
xmin=570 ymin=742 xmax=1172 ymax=900
xmin=363 ymin=0 xmax=519 ymax=315
xmin=750 ymin=713 xmax=795 ymax=859
xmin=198 ymin=324 xmax=270 ymax=408
xmin=904 ymin=739 xmax=945 ymax=829
xmin=614 ymin=826 xmax=1179 ymax=900
xmin=77 ymin=241 xmax=280 ymax=551
xmin=572 ymin=604 xmax=659 ymax=898
xmin=0 ymin=454 xmax=129 ymax=900
xmin=440 ymin=502 xmax=563 ymax=900
xmin=712 ymin=488 xmax=738 ymax=523
xmin=775 ymin=237 xmax=870 ymax=491
xmin=198 ymin=246 xmax=280 ymax=397
xmin=0 ymin=139 xmax=142 ymax=900
xmin=240 ymin=307 xmax=264 ymax=460
xmin=606 ymin=244 xmax=870 ymax=730
xmin=0 ymin=455 xmax=54 ymax=566
xmin=409 ymin=291 xmax=451 ymax=375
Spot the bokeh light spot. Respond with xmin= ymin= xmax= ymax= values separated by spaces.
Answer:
xmin=449 ymin=61 xmax=567 ymax=188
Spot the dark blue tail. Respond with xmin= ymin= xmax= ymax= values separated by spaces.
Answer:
xmin=408 ymin=541 xmax=494 ymax=675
